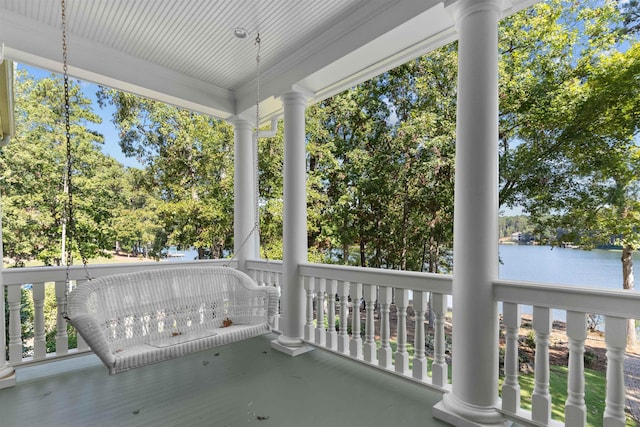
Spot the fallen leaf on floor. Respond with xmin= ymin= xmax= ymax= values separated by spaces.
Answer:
xmin=257 ymin=416 xmax=270 ymax=421
xmin=214 ymin=352 xmax=220 ymax=356
xmin=133 ymin=409 xmax=140 ymax=415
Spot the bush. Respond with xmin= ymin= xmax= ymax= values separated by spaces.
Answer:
xmin=524 ymin=330 xmax=536 ymax=350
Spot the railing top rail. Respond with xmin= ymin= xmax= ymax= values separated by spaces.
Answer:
xmin=494 ymin=279 xmax=640 ymax=319
xmin=299 ymin=262 xmax=452 ymax=294
xmin=245 ymin=259 xmax=283 ymax=273
xmin=2 ymin=259 xmax=233 ymax=286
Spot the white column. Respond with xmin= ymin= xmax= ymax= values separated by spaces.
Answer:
xmin=435 ymin=0 xmax=503 ymax=424
xmin=232 ymin=118 xmax=258 ymax=273
xmin=272 ymin=91 xmax=311 ymax=355
xmin=0 ymin=206 xmax=16 ymax=388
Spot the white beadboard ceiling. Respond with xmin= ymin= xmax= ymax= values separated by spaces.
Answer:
xmin=0 ymin=0 xmax=538 ymax=123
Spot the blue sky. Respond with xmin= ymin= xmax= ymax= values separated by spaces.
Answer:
xmin=18 ymin=63 xmax=142 ymax=169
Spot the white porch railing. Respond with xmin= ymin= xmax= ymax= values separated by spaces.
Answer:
xmin=1 ymin=259 xmax=232 ymax=367
xmin=251 ymin=260 xmax=454 ymax=391
xmin=495 ymin=279 xmax=640 ymax=427
xmin=3 ymin=259 xmax=640 ymax=426
xmin=247 ymin=260 xmax=640 ymax=426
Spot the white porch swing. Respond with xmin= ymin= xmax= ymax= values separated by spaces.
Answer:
xmin=59 ymin=0 xmax=277 ymax=374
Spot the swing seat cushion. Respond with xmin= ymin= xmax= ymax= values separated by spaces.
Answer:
xmin=66 ymin=266 xmax=279 ymax=374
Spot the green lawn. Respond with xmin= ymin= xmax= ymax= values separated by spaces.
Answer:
xmin=502 ymin=365 xmax=637 ymax=426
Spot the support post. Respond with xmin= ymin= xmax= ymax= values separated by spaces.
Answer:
xmin=232 ymin=118 xmax=258 ymax=273
xmin=271 ymin=90 xmax=312 ymax=356
xmin=434 ymin=0 xmax=503 ymax=424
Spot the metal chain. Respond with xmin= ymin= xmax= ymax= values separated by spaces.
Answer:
xmin=61 ymin=0 xmax=92 ymax=318
xmin=254 ymin=33 xmax=267 ymax=263
xmin=62 ymin=0 xmax=73 ymax=275
xmin=224 ymin=33 xmax=266 ymax=268
xmin=61 ymin=0 xmax=73 ymax=317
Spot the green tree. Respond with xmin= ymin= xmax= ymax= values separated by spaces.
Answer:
xmin=0 ymin=70 xmax=126 ymax=265
xmin=97 ymin=90 xmax=235 ymax=258
xmin=498 ymin=0 xmax=639 ymax=344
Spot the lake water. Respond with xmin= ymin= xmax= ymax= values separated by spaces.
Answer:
xmin=499 ymin=244 xmax=640 ymax=290
xmin=499 ymin=244 xmax=640 ymax=323
xmin=167 ymin=244 xmax=640 ymax=292
xmin=167 ymin=244 xmax=638 ymax=321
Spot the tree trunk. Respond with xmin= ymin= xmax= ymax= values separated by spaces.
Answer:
xmin=342 ymin=242 xmax=349 ymax=265
xmin=622 ymin=245 xmax=637 ymax=347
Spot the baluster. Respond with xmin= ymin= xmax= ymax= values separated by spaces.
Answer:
xmin=349 ymin=282 xmax=363 ymax=359
xmin=325 ymin=279 xmax=338 ymax=350
xmin=431 ymin=292 xmax=448 ymax=387
xmin=363 ymin=284 xmax=377 ymax=364
xmin=337 ymin=281 xmax=350 ymax=354
xmin=412 ymin=291 xmax=428 ymax=381
xmin=377 ymin=286 xmax=392 ymax=369
xmin=75 ymin=281 xmax=89 ymax=352
xmin=8 ymin=286 xmax=23 ymax=363
xmin=565 ymin=311 xmax=587 ymax=427
xmin=315 ymin=278 xmax=326 ymax=346
xmin=32 ymin=283 xmax=46 ymax=360
xmin=603 ymin=316 xmax=627 ymax=427
xmin=502 ymin=302 xmax=521 ymax=413
xmin=532 ymin=306 xmax=551 ymax=424
xmin=395 ymin=289 xmax=409 ymax=375
xmin=304 ymin=276 xmax=315 ymax=341
xmin=55 ymin=281 xmax=69 ymax=355
xmin=0 ymin=281 xmax=15 ymax=386
xmin=259 ymin=269 xmax=266 ymax=286
xmin=273 ymin=274 xmax=281 ymax=332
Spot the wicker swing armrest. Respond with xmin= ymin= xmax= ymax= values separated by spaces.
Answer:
xmin=264 ymin=286 xmax=279 ymax=325
xmin=68 ymin=313 xmax=115 ymax=369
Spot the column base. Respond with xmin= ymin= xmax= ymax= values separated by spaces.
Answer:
xmin=433 ymin=394 xmax=508 ymax=427
xmin=0 ymin=367 xmax=16 ymax=389
xmin=270 ymin=337 xmax=314 ymax=357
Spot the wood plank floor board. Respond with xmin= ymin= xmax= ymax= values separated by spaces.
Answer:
xmin=0 ymin=334 xmax=449 ymax=426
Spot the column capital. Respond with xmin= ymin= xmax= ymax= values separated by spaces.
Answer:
xmin=281 ymin=90 xmax=310 ymax=107
xmin=228 ymin=116 xmax=253 ymax=130
xmin=448 ymin=0 xmax=503 ymax=26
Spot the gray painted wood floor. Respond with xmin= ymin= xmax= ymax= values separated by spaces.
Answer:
xmin=0 ymin=333 xmax=449 ymax=427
